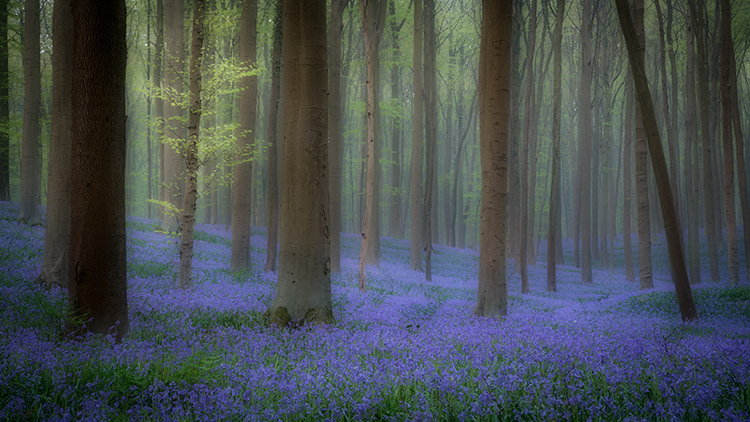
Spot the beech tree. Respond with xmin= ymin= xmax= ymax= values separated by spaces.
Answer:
xmin=265 ymin=0 xmax=282 ymax=272
xmin=474 ymin=0 xmax=510 ymax=319
xmin=410 ymin=0 xmax=423 ymax=271
xmin=37 ymin=0 xmax=73 ymax=289
xmin=268 ymin=0 xmax=332 ymax=325
xmin=69 ymin=0 xmax=129 ymax=340
xmin=18 ymin=0 xmax=41 ymax=225
xmin=0 ymin=0 xmax=7 ymax=202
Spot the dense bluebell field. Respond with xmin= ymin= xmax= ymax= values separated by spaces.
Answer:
xmin=0 ymin=201 xmax=749 ymax=421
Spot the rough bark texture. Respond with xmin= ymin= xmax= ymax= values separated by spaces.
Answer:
xmin=616 ymin=0 xmax=697 ymax=321
xmin=579 ymin=0 xmax=593 ymax=284
xmin=265 ymin=0 xmax=282 ymax=273
xmin=230 ymin=0 xmax=258 ymax=271
xmin=0 ymin=0 xmax=8 ymax=201
xmin=162 ymin=0 xmax=184 ymax=232
xmin=69 ymin=0 xmax=129 ymax=340
xmin=474 ymin=0 xmax=510 ymax=319
xmin=409 ymin=0 xmax=423 ymax=271
xmin=178 ymin=0 xmax=205 ymax=290
xmin=38 ymin=0 xmax=73 ymax=289
xmin=19 ymin=0 xmax=40 ymax=224
xmin=269 ymin=0 xmax=332 ymax=325
xmin=688 ymin=0 xmax=720 ymax=282
xmin=719 ymin=0 xmax=738 ymax=286
xmin=633 ymin=0 xmax=652 ymax=290
xmin=547 ymin=0 xmax=564 ymax=293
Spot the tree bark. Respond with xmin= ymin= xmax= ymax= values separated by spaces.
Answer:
xmin=269 ymin=0 xmax=332 ymax=325
xmin=69 ymin=0 xmax=129 ymax=340
xmin=389 ymin=0 xmax=402 ymax=239
xmin=520 ymin=0 xmax=536 ymax=293
xmin=623 ymin=68 xmax=635 ymax=281
xmin=423 ymin=0 xmax=436 ymax=280
xmin=410 ymin=0 xmax=423 ymax=271
xmin=685 ymin=16 xmax=700 ymax=285
xmin=37 ymin=0 xmax=73 ymax=289
xmin=616 ymin=0 xmax=698 ymax=321
xmin=579 ymin=0 xmax=593 ymax=284
xmin=230 ymin=0 xmax=258 ymax=271
xmin=474 ymin=0 xmax=510 ymax=319
xmin=0 ymin=0 xmax=8 ymax=201
xmin=547 ymin=0 xmax=564 ymax=293
xmin=162 ymin=0 xmax=184 ymax=232
xmin=18 ymin=0 xmax=40 ymax=224
xmin=265 ymin=0 xmax=282 ymax=272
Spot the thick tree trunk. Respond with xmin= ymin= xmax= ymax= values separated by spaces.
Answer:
xmin=475 ymin=0 xmax=510 ymax=319
xmin=547 ymin=0 xmax=564 ymax=293
xmin=0 ymin=0 xmax=8 ymax=201
xmin=270 ymin=0 xmax=332 ymax=325
xmin=266 ymin=0 xmax=282 ymax=272
xmin=230 ymin=0 xmax=258 ymax=271
xmin=178 ymin=0 xmax=205 ymax=290
xmin=623 ymin=69 xmax=635 ymax=281
xmin=37 ymin=0 xmax=73 ymax=289
xmin=616 ymin=0 xmax=698 ymax=321
xmin=410 ymin=0 xmax=423 ymax=271
xmin=18 ymin=0 xmax=40 ymax=224
xmin=69 ymin=0 xmax=129 ymax=340
xmin=579 ymin=0 xmax=593 ymax=284
xmin=689 ymin=0 xmax=720 ymax=281
xmin=162 ymin=0 xmax=184 ymax=232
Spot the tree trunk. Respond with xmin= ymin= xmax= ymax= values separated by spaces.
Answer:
xmin=616 ymin=0 xmax=698 ymax=321
xmin=162 ymin=0 xmax=184 ymax=232
xmin=688 ymin=0 xmax=720 ymax=281
xmin=547 ymin=0 xmax=564 ymax=293
xmin=178 ymin=0 xmax=205 ymax=290
xmin=410 ymin=0 xmax=423 ymax=271
xmin=0 ymin=0 xmax=9 ymax=201
xmin=269 ymin=0 xmax=332 ymax=326
xmin=69 ymin=0 xmax=129 ymax=341
xmin=37 ymin=0 xmax=73 ymax=289
xmin=685 ymin=16 xmax=700 ymax=284
xmin=579 ymin=0 xmax=593 ymax=284
xmin=230 ymin=0 xmax=258 ymax=271
xmin=623 ymin=68 xmax=635 ymax=281
xmin=389 ymin=0 xmax=402 ymax=239
xmin=18 ymin=0 xmax=40 ymax=224
xmin=266 ymin=0 xmax=282 ymax=272
xmin=475 ymin=0 xmax=510 ymax=319
xmin=719 ymin=0 xmax=738 ymax=286
xmin=520 ymin=0 xmax=536 ymax=293
xmin=423 ymin=0 xmax=436 ymax=280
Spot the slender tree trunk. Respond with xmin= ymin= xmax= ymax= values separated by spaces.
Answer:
xmin=178 ymin=0 xmax=205 ymax=290
xmin=269 ymin=0 xmax=332 ymax=325
xmin=0 ymin=0 xmax=9 ymax=201
xmin=547 ymin=0 xmax=564 ymax=293
xmin=155 ymin=0 xmax=164 ymax=220
xmin=231 ymin=0 xmax=258 ymax=271
xmin=474 ymin=0 xmax=510 ymax=319
xmin=18 ymin=0 xmax=40 ymax=224
xmin=520 ymin=0 xmax=536 ymax=293
xmin=37 ymin=0 xmax=73 ymax=289
xmin=69 ymin=0 xmax=129 ymax=340
xmin=623 ymin=68 xmax=635 ymax=281
xmin=616 ymin=0 xmax=698 ymax=321
xmin=689 ymin=0 xmax=720 ymax=281
xmin=685 ymin=17 xmax=700 ymax=284
xmin=389 ymin=0 xmax=402 ymax=239
xmin=423 ymin=0 xmax=436 ymax=280
xmin=266 ymin=0 xmax=282 ymax=272
xmin=410 ymin=0 xmax=423 ymax=271
xmin=719 ymin=0 xmax=738 ymax=286
xmin=579 ymin=0 xmax=593 ymax=284
xmin=162 ymin=0 xmax=184 ymax=232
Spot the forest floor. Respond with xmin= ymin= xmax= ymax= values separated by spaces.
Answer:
xmin=0 ymin=200 xmax=749 ymax=421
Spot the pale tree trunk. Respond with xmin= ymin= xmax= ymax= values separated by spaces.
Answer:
xmin=410 ymin=0 xmax=423 ymax=271
xmin=474 ymin=0 xmax=510 ymax=319
xmin=69 ymin=0 xmax=129 ymax=341
xmin=623 ymin=68 xmax=635 ymax=281
xmin=616 ymin=0 xmax=698 ymax=321
xmin=688 ymin=0 xmax=720 ymax=281
xmin=424 ymin=0 xmax=436 ymax=280
xmin=18 ymin=0 xmax=40 ymax=224
xmin=685 ymin=17 xmax=700 ymax=284
xmin=359 ymin=0 xmax=387 ymax=279
xmin=266 ymin=0 xmax=282 ymax=272
xmin=37 ymin=0 xmax=73 ymax=289
xmin=0 ymin=0 xmax=9 ymax=201
xmin=519 ymin=0 xmax=536 ymax=293
xmin=719 ymin=0 xmax=738 ymax=286
xmin=162 ymin=0 xmax=184 ymax=232
xmin=579 ymin=0 xmax=593 ymax=284
xmin=269 ymin=0 xmax=332 ymax=325
xmin=230 ymin=0 xmax=258 ymax=271
xmin=633 ymin=0 xmax=652 ymax=290
xmin=155 ymin=0 xmax=164 ymax=220
xmin=389 ymin=0 xmax=403 ymax=239
xmin=547 ymin=0 xmax=564 ymax=293
xmin=178 ymin=0 xmax=205 ymax=290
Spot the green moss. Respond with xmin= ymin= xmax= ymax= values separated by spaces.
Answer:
xmin=303 ymin=306 xmax=334 ymax=325
xmin=269 ymin=306 xmax=291 ymax=327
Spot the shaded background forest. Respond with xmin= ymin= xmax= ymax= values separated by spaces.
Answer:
xmin=3 ymin=0 xmax=750 ymax=280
